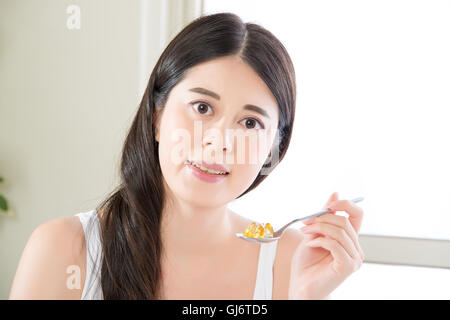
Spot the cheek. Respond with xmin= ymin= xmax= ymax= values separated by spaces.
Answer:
xmin=226 ymin=162 xmax=262 ymax=196
xmin=228 ymin=133 xmax=269 ymax=186
xmin=160 ymin=105 xmax=193 ymax=138
xmin=233 ymin=132 xmax=272 ymax=167
xmin=158 ymin=109 xmax=194 ymax=165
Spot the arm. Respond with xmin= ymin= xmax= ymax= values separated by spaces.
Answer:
xmin=9 ymin=217 xmax=86 ymax=299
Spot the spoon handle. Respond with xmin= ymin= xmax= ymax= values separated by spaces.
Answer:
xmin=273 ymin=197 xmax=364 ymax=237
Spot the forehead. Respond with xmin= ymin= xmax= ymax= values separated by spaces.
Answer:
xmin=175 ymin=56 xmax=279 ymax=120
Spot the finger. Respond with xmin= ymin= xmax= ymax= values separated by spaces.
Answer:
xmin=302 ymin=191 xmax=339 ymax=225
xmin=327 ymin=199 xmax=364 ymax=234
xmin=323 ymin=192 xmax=339 ymax=212
xmin=306 ymin=236 xmax=356 ymax=274
xmin=303 ymin=213 xmax=365 ymax=260
xmin=301 ymin=222 xmax=360 ymax=260
xmin=302 ymin=192 xmax=339 ymax=224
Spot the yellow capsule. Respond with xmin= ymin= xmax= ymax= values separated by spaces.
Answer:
xmin=244 ymin=222 xmax=267 ymax=238
xmin=264 ymin=223 xmax=274 ymax=237
xmin=255 ymin=225 xmax=265 ymax=238
xmin=244 ymin=222 xmax=257 ymax=237
xmin=244 ymin=222 xmax=256 ymax=237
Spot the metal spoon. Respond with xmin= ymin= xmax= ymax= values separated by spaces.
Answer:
xmin=235 ymin=197 xmax=364 ymax=243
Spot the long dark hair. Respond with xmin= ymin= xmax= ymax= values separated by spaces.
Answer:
xmin=95 ymin=12 xmax=296 ymax=299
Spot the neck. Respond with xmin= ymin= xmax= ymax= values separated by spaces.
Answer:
xmin=160 ymin=194 xmax=235 ymax=259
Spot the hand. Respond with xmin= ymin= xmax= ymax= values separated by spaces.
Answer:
xmin=288 ymin=192 xmax=365 ymax=300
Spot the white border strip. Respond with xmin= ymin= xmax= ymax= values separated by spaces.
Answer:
xmin=360 ymin=234 xmax=450 ymax=269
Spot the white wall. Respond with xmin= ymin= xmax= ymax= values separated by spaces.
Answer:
xmin=0 ymin=0 xmax=202 ymax=300
xmin=0 ymin=0 xmax=144 ymax=299
xmin=332 ymin=262 xmax=450 ymax=299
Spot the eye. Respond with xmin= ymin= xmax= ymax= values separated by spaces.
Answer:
xmin=190 ymin=101 xmax=213 ymax=116
xmin=240 ymin=118 xmax=265 ymax=130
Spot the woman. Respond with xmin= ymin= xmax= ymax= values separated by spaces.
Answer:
xmin=9 ymin=12 xmax=364 ymax=300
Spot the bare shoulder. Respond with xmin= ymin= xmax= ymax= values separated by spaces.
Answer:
xmin=9 ymin=215 xmax=86 ymax=299
xmin=272 ymin=227 xmax=304 ymax=299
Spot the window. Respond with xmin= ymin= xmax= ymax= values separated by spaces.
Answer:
xmin=204 ymin=0 xmax=450 ymax=268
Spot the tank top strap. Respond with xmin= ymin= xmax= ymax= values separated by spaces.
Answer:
xmin=253 ymin=240 xmax=279 ymax=300
xmin=75 ymin=210 xmax=104 ymax=299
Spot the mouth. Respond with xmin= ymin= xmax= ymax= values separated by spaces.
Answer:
xmin=184 ymin=159 xmax=230 ymax=176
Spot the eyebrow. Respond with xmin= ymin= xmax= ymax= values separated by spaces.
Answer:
xmin=189 ymin=87 xmax=271 ymax=119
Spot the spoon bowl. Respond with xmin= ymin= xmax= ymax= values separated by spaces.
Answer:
xmin=235 ymin=197 xmax=364 ymax=243
xmin=235 ymin=233 xmax=281 ymax=243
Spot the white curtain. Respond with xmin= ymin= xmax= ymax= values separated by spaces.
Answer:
xmin=138 ymin=0 xmax=203 ymax=96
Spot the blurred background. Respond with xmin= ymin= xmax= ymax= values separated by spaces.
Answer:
xmin=1 ymin=0 xmax=449 ymax=299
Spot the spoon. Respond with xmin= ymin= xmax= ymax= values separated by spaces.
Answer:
xmin=235 ymin=197 xmax=364 ymax=243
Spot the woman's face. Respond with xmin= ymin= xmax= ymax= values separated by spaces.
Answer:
xmin=155 ymin=55 xmax=279 ymax=207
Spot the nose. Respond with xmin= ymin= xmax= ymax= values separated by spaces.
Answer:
xmin=202 ymin=126 xmax=233 ymax=155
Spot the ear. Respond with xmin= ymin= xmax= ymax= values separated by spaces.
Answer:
xmin=155 ymin=124 xmax=160 ymax=143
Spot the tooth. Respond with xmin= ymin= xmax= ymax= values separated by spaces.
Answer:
xmin=191 ymin=162 xmax=227 ymax=175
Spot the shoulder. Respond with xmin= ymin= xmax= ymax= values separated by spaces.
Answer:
xmin=272 ymin=227 xmax=304 ymax=299
xmin=9 ymin=215 xmax=87 ymax=299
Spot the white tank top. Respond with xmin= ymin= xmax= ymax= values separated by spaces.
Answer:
xmin=75 ymin=210 xmax=278 ymax=300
